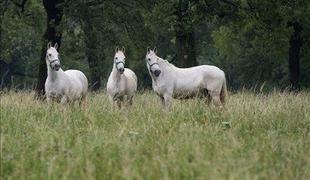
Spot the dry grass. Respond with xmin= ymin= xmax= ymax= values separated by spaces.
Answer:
xmin=1 ymin=90 xmax=310 ymax=179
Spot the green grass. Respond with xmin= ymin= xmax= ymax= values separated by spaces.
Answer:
xmin=1 ymin=90 xmax=310 ymax=179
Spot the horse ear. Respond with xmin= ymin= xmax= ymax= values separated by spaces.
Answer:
xmin=122 ymin=47 xmax=125 ymax=53
xmin=54 ymin=43 xmax=59 ymax=50
xmin=115 ymin=46 xmax=119 ymax=53
xmin=153 ymin=47 xmax=157 ymax=53
xmin=47 ymin=42 xmax=52 ymax=49
xmin=147 ymin=47 xmax=151 ymax=54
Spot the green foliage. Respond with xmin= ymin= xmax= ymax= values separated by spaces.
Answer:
xmin=201 ymin=0 xmax=310 ymax=89
xmin=61 ymin=0 xmax=155 ymax=86
xmin=1 ymin=0 xmax=310 ymax=89
xmin=0 ymin=0 xmax=44 ymax=88
xmin=1 ymin=91 xmax=310 ymax=179
xmin=211 ymin=20 xmax=290 ymax=89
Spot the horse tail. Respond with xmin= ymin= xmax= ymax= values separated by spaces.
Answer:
xmin=220 ymin=77 xmax=228 ymax=104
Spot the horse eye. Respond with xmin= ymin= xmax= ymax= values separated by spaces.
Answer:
xmin=148 ymin=58 xmax=151 ymax=61
xmin=48 ymin=54 xmax=52 ymax=57
xmin=115 ymin=57 xmax=118 ymax=60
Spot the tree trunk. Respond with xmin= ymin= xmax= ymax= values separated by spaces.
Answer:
xmin=175 ymin=31 xmax=197 ymax=67
xmin=0 ymin=61 xmax=11 ymax=89
xmin=0 ymin=0 xmax=8 ymax=61
xmin=83 ymin=24 xmax=101 ymax=91
xmin=85 ymin=37 xmax=101 ymax=91
xmin=35 ymin=0 xmax=63 ymax=97
xmin=174 ymin=0 xmax=197 ymax=68
xmin=288 ymin=21 xmax=302 ymax=90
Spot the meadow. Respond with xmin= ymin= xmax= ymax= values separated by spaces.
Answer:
xmin=0 ymin=90 xmax=309 ymax=179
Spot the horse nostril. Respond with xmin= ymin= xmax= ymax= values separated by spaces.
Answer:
xmin=119 ymin=68 xmax=124 ymax=74
xmin=54 ymin=63 xmax=60 ymax=70
xmin=154 ymin=70 xmax=161 ymax=77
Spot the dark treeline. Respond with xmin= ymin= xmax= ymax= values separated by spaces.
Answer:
xmin=1 ymin=0 xmax=310 ymax=93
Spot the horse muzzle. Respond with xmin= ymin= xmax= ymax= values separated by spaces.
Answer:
xmin=118 ymin=68 xmax=125 ymax=74
xmin=54 ymin=64 xmax=61 ymax=71
xmin=149 ymin=62 xmax=161 ymax=77
xmin=50 ymin=60 xmax=61 ymax=71
xmin=152 ymin=69 xmax=161 ymax=77
xmin=115 ymin=61 xmax=125 ymax=74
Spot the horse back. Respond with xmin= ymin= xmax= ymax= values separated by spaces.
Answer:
xmin=169 ymin=65 xmax=225 ymax=96
xmin=124 ymin=68 xmax=137 ymax=81
xmin=64 ymin=70 xmax=88 ymax=93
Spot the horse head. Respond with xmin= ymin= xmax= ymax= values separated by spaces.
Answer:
xmin=146 ymin=47 xmax=161 ymax=77
xmin=114 ymin=47 xmax=126 ymax=74
xmin=46 ymin=42 xmax=61 ymax=71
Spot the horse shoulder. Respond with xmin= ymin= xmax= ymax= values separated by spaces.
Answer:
xmin=45 ymin=77 xmax=68 ymax=100
xmin=107 ymin=73 xmax=116 ymax=88
xmin=45 ymin=75 xmax=66 ymax=91
xmin=107 ymin=73 xmax=122 ymax=96
xmin=106 ymin=79 xmax=116 ymax=95
xmin=45 ymin=78 xmax=51 ymax=90
xmin=152 ymin=76 xmax=173 ymax=97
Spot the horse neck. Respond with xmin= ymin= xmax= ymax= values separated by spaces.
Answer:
xmin=158 ymin=58 xmax=174 ymax=73
xmin=47 ymin=65 xmax=65 ymax=82
xmin=111 ymin=63 xmax=122 ymax=80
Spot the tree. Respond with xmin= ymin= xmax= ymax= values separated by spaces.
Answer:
xmin=143 ymin=0 xmax=239 ymax=67
xmin=0 ymin=0 xmax=8 ymax=54
xmin=35 ymin=0 xmax=63 ymax=97
xmin=143 ymin=0 xmax=201 ymax=67
xmin=1 ymin=0 xmax=44 ymax=89
xmin=202 ymin=0 xmax=310 ymax=90
xmin=64 ymin=0 xmax=104 ymax=90
xmin=1 ymin=0 xmax=310 ymax=91
xmin=288 ymin=21 xmax=302 ymax=90
xmin=65 ymin=0 xmax=155 ymax=89
xmin=174 ymin=0 xmax=197 ymax=67
xmin=242 ymin=0 xmax=310 ymax=90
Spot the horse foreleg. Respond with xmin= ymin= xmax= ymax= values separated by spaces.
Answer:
xmin=46 ymin=96 xmax=51 ymax=103
xmin=127 ymin=95 xmax=133 ymax=106
xmin=108 ymin=94 xmax=114 ymax=104
xmin=160 ymin=96 xmax=165 ymax=107
xmin=60 ymin=95 xmax=68 ymax=105
xmin=163 ymin=94 xmax=172 ymax=110
xmin=46 ymin=96 xmax=55 ymax=112
xmin=116 ymin=99 xmax=122 ymax=109
xmin=113 ymin=95 xmax=123 ymax=109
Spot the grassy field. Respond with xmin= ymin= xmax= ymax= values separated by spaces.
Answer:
xmin=1 ymin=90 xmax=310 ymax=179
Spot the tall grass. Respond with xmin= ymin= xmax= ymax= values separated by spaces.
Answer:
xmin=1 ymin=91 xmax=309 ymax=179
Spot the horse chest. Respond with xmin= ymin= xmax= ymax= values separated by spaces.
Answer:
xmin=110 ymin=78 xmax=126 ymax=95
xmin=153 ymin=81 xmax=170 ymax=96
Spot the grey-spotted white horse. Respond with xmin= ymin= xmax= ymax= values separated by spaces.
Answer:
xmin=45 ymin=42 xmax=88 ymax=105
xmin=146 ymin=47 xmax=227 ymax=109
xmin=107 ymin=47 xmax=137 ymax=108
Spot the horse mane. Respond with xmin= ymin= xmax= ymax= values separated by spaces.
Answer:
xmin=157 ymin=57 xmax=175 ymax=69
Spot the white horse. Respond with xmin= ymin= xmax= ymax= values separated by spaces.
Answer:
xmin=145 ymin=47 xmax=227 ymax=109
xmin=107 ymin=47 xmax=137 ymax=108
xmin=45 ymin=42 xmax=88 ymax=105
